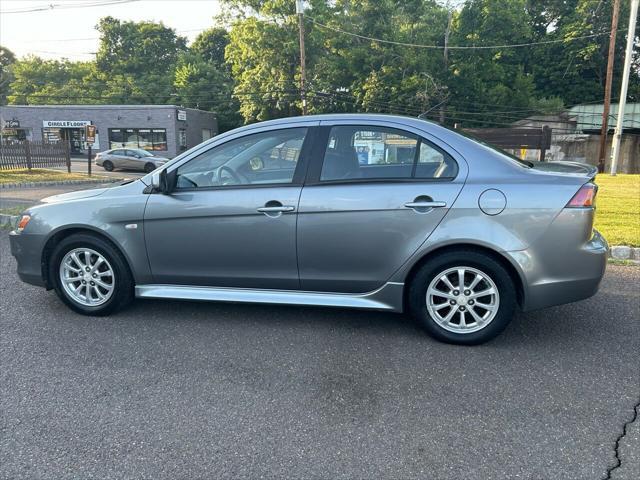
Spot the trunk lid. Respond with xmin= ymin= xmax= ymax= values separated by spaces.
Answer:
xmin=528 ymin=160 xmax=597 ymax=181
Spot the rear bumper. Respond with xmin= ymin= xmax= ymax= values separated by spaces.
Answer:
xmin=9 ymin=231 xmax=47 ymax=287
xmin=508 ymin=225 xmax=608 ymax=312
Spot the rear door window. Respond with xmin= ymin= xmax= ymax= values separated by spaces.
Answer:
xmin=319 ymin=125 xmax=457 ymax=182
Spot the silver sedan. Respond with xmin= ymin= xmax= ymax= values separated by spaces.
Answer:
xmin=9 ymin=114 xmax=607 ymax=345
xmin=95 ymin=148 xmax=168 ymax=173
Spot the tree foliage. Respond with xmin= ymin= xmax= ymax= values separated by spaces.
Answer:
xmin=3 ymin=1 xmax=639 ymax=129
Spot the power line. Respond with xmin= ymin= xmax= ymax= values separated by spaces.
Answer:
xmin=0 ymin=0 xmax=140 ymax=14
xmin=306 ymin=16 xmax=612 ymax=50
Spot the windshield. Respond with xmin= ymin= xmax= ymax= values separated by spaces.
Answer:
xmin=135 ymin=149 xmax=154 ymax=157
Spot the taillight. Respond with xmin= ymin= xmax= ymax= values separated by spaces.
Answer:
xmin=566 ymin=183 xmax=597 ymax=208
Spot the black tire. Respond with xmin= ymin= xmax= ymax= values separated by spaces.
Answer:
xmin=102 ymin=160 xmax=114 ymax=172
xmin=144 ymin=162 xmax=156 ymax=173
xmin=408 ymin=250 xmax=516 ymax=345
xmin=49 ymin=233 xmax=134 ymax=316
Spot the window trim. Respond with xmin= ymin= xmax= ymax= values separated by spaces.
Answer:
xmin=172 ymin=126 xmax=316 ymax=192
xmin=304 ymin=124 xmax=459 ymax=186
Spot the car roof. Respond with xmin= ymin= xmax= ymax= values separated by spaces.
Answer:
xmin=212 ymin=113 xmax=478 ymax=159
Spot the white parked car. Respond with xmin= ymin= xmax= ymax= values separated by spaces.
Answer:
xmin=95 ymin=148 xmax=168 ymax=173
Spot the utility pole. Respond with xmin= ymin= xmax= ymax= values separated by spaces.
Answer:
xmin=296 ymin=0 xmax=307 ymax=115
xmin=440 ymin=10 xmax=453 ymax=124
xmin=597 ymin=0 xmax=620 ymax=173
xmin=610 ymin=0 xmax=639 ymax=175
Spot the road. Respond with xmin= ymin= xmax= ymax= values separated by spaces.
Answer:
xmin=0 ymin=230 xmax=638 ymax=479
xmin=53 ymin=158 xmax=146 ymax=180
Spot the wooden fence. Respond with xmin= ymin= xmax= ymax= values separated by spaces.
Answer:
xmin=0 ymin=140 xmax=71 ymax=171
xmin=461 ymin=126 xmax=553 ymax=161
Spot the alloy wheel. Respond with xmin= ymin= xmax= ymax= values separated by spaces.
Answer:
xmin=59 ymin=248 xmax=115 ymax=307
xmin=426 ymin=266 xmax=500 ymax=334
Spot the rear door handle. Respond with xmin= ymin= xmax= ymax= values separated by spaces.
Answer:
xmin=257 ymin=206 xmax=295 ymax=213
xmin=404 ymin=201 xmax=447 ymax=209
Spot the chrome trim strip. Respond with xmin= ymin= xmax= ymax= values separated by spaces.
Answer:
xmin=135 ymin=282 xmax=404 ymax=312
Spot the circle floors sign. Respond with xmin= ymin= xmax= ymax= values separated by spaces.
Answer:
xmin=43 ymin=120 xmax=91 ymax=128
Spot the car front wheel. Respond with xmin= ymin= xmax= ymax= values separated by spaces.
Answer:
xmin=408 ymin=250 xmax=516 ymax=345
xmin=144 ymin=162 xmax=156 ymax=173
xmin=49 ymin=233 xmax=134 ymax=316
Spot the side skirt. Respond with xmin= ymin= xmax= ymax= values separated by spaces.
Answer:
xmin=135 ymin=282 xmax=405 ymax=312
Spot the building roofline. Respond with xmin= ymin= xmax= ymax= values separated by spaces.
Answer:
xmin=1 ymin=104 xmax=215 ymax=114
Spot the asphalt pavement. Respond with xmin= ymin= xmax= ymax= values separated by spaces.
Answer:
xmin=54 ymin=158 xmax=146 ymax=180
xmin=1 ymin=230 xmax=638 ymax=479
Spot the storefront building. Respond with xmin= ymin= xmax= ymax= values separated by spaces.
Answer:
xmin=0 ymin=105 xmax=218 ymax=158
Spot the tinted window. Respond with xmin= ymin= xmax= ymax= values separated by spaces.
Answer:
xmin=108 ymin=128 xmax=167 ymax=151
xmin=321 ymin=126 xmax=417 ymax=181
xmin=320 ymin=125 xmax=457 ymax=182
xmin=415 ymin=141 xmax=458 ymax=179
xmin=111 ymin=149 xmax=124 ymax=156
xmin=176 ymin=128 xmax=307 ymax=189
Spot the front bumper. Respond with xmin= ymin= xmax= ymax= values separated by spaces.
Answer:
xmin=508 ymin=223 xmax=608 ymax=312
xmin=9 ymin=230 xmax=47 ymax=287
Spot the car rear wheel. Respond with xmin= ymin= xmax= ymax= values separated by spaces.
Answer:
xmin=408 ymin=250 xmax=516 ymax=345
xmin=49 ymin=233 xmax=134 ymax=316
xmin=144 ymin=162 xmax=156 ymax=173
xmin=102 ymin=160 xmax=114 ymax=171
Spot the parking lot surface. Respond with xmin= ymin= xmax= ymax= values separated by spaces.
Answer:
xmin=1 ymin=230 xmax=638 ymax=479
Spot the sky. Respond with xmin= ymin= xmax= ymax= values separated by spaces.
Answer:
xmin=0 ymin=0 xmax=223 ymax=61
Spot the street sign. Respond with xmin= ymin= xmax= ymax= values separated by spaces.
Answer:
xmin=85 ymin=125 xmax=96 ymax=145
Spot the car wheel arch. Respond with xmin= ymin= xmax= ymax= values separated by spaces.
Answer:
xmin=401 ymin=243 xmax=525 ymax=312
xmin=41 ymin=227 xmax=135 ymax=289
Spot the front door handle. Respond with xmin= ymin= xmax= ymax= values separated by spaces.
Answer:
xmin=257 ymin=200 xmax=296 ymax=217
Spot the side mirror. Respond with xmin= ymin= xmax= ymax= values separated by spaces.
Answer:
xmin=151 ymin=171 xmax=161 ymax=190
xmin=151 ymin=168 xmax=176 ymax=194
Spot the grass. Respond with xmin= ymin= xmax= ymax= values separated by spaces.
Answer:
xmin=0 ymin=206 xmax=30 ymax=216
xmin=0 ymin=168 xmax=96 ymax=185
xmin=594 ymin=174 xmax=640 ymax=247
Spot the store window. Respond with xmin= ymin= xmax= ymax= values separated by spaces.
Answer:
xmin=178 ymin=129 xmax=187 ymax=150
xmin=108 ymin=128 xmax=167 ymax=151
xmin=202 ymin=128 xmax=213 ymax=142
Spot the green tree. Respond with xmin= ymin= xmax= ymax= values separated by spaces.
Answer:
xmin=191 ymin=27 xmax=230 ymax=67
xmin=174 ymin=53 xmax=241 ymax=132
xmin=6 ymin=56 xmax=94 ymax=104
xmin=0 ymin=46 xmax=16 ymax=104
xmin=93 ymin=16 xmax=188 ymax=104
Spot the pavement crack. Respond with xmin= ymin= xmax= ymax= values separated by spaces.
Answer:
xmin=604 ymin=395 xmax=640 ymax=480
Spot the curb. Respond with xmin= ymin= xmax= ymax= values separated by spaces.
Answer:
xmin=609 ymin=246 xmax=640 ymax=262
xmin=0 ymin=178 xmax=124 ymax=189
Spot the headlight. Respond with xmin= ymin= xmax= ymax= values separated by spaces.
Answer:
xmin=16 ymin=215 xmax=31 ymax=233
